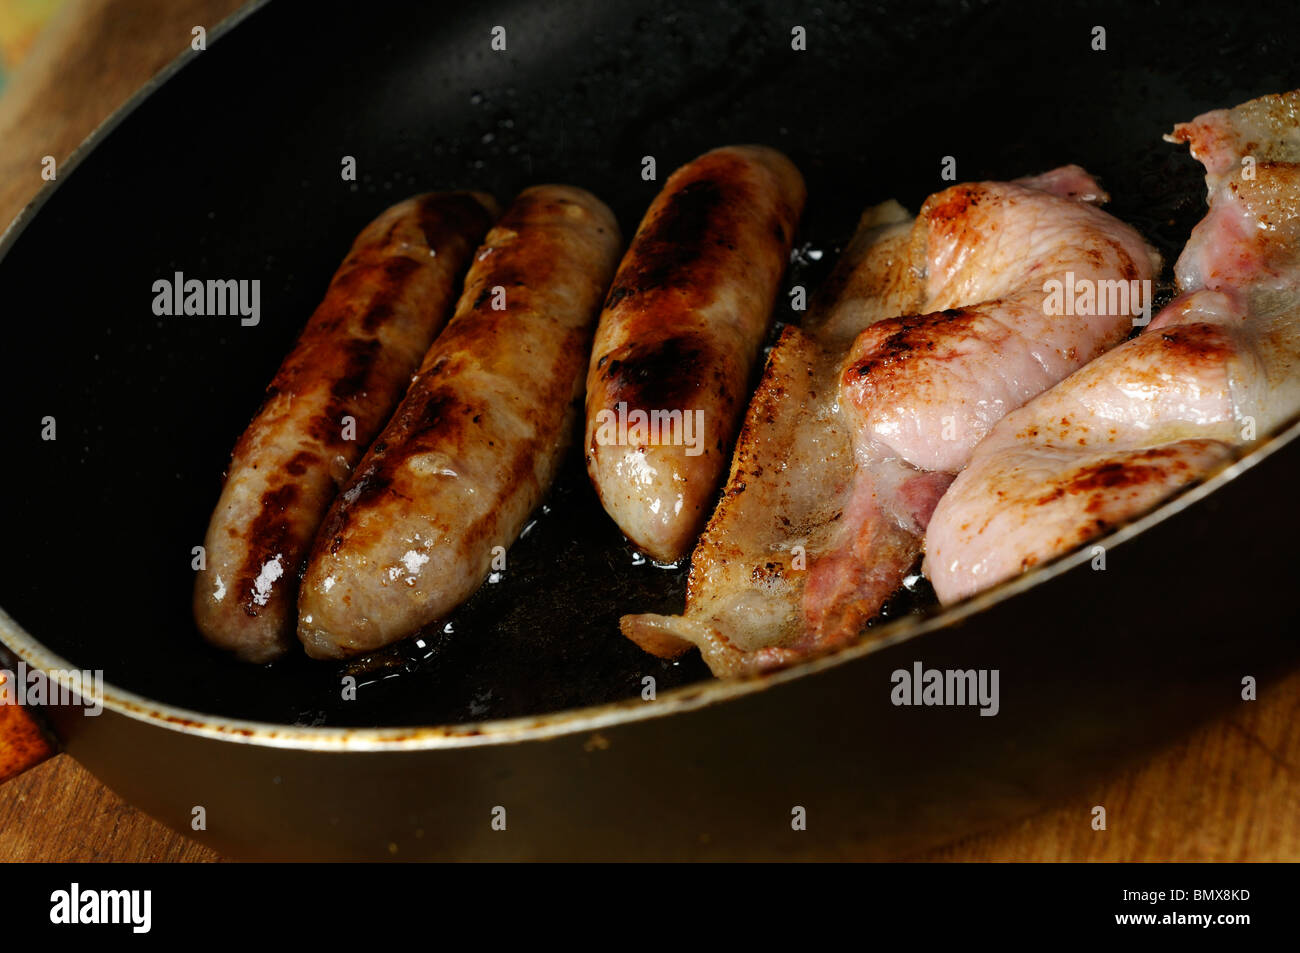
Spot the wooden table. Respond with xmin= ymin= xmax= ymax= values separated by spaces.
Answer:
xmin=1 ymin=0 xmax=1298 ymax=862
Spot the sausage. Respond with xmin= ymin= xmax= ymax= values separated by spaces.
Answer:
xmin=297 ymin=185 xmax=622 ymax=659
xmin=193 ymin=192 xmax=499 ymax=663
xmin=584 ymin=145 xmax=805 ymax=564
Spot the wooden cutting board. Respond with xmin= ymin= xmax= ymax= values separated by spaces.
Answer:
xmin=1 ymin=0 xmax=1297 ymax=862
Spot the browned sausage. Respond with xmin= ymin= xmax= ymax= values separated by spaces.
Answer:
xmin=297 ymin=185 xmax=622 ymax=659
xmin=584 ymin=145 xmax=805 ymax=563
xmin=193 ymin=192 xmax=498 ymax=663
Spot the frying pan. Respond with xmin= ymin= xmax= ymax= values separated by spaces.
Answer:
xmin=1 ymin=0 xmax=1298 ymax=860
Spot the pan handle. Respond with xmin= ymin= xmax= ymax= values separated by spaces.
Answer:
xmin=0 ymin=642 xmax=56 ymax=783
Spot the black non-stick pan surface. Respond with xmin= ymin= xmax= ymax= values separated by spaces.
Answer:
xmin=0 ymin=0 xmax=1295 ymax=728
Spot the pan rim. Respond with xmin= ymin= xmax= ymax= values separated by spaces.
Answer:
xmin=2 ymin=412 xmax=1295 ymax=751
xmin=0 ymin=0 xmax=268 ymax=253
xmin=0 ymin=0 xmax=1293 ymax=751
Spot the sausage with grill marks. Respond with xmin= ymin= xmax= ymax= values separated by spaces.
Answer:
xmin=193 ymin=191 xmax=498 ymax=663
xmin=584 ymin=145 xmax=805 ymax=564
xmin=297 ymin=185 xmax=622 ymax=659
